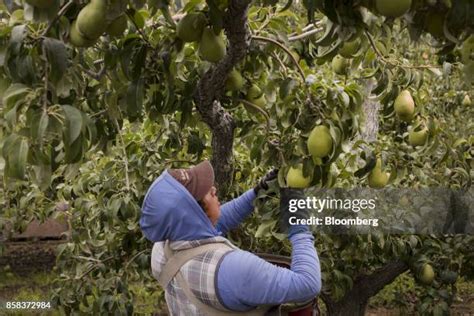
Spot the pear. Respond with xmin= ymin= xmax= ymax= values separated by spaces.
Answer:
xmin=106 ymin=15 xmax=127 ymax=37
xmin=176 ymin=12 xmax=207 ymax=43
xmin=462 ymin=94 xmax=471 ymax=106
xmin=420 ymin=264 xmax=435 ymax=285
xmin=69 ymin=21 xmax=97 ymax=47
xmin=286 ymin=164 xmax=312 ymax=189
xmin=246 ymin=84 xmax=266 ymax=108
xmin=368 ymin=158 xmax=389 ymax=189
xmin=199 ymin=27 xmax=226 ymax=63
xmin=375 ymin=0 xmax=412 ymax=18
xmin=332 ymin=55 xmax=349 ymax=75
xmin=225 ymin=69 xmax=244 ymax=91
xmin=307 ymin=125 xmax=333 ymax=159
xmin=424 ymin=12 xmax=445 ymax=38
xmin=25 ymin=0 xmax=54 ymax=9
xmin=76 ymin=0 xmax=108 ymax=40
xmin=339 ymin=38 xmax=361 ymax=58
xmin=408 ymin=127 xmax=428 ymax=147
xmin=394 ymin=90 xmax=415 ymax=122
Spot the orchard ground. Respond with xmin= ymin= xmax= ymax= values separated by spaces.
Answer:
xmin=1 ymin=269 xmax=473 ymax=315
xmin=0 ymin=241 xmax=473 ymax=315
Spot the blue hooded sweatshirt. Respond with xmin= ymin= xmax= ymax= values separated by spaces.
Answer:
xmin=140 ymin=170 xmax=321 ymax=311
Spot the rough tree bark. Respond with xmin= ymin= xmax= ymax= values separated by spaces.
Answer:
xmin=194 ymin=0 xmax=251 ymax=196
xmin=359 ymin=79 xmax=379 ymax=142
xmin=321 ymin=261 xmax=409 ymax=316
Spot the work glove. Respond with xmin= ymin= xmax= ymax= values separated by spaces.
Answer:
xmin=254 ymin=169 xmax=279 ymax=194
xmin=280 ymin=187 xmax=311 ymax=237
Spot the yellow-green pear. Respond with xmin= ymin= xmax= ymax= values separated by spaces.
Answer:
xmin=106 ymin=15 xmax=127 ymax=37
xmin=199 ymin=27 xmax=226 ymax=63
xmin=176 ymin=12 xmax=207 ymax=42
xmin=460 ymin=35 xmax=474 ymax=64
xmin=394 ymin=90 xmax=415 ymax=122
xmin=424 ymin=12 xmax=445 ymax=38
xmin=420 ymin=264 xmax=435 ymax=285
xmin=375 ymin=0 xmax=411 ymax=18
xmin=25 ymin=0 xmax=54 ymax=9
xmin=368 ymin=158 xmax=389 ymax=189
xmin=286 ymin=164 xmax=312 ymax=188
xmin=332 ymin=55 xmax=349 ymax=75
xmin=408 ymin=127 xmax=428 ymax=147
xmin=225 ymin=69 xmax=244 ymax=91
xmin=462 ymin=94 xmax=471 ymax=106
xmin=339 ymin=38 xmax=361 ymax=58
xmin=76 ymin=0 xmax=108 ymax=40
xmin=307 ymin=125 xmax=333 ymax=159
xmin=246 ymin=84 xmax=266 ymax=108
xmin=69 ymin=21 xmax=97 ymax=47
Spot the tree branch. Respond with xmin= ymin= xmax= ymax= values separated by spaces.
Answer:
xmin=194 ymin=0 xmax=251 ymax=196
xmin=42 ymin=0 xmax=74 ymax=37
xmin=251 ymin=35 xmax=305 ymax=81
xmin=355 ymin=260 xmax=409 ymax=298
xmin=321 ymin=261 xmax=409 ymax=316
xmin=237 ymin=98 xmax=271 ymax=130
xmin=288 ymin=27 xmax=323 ymax=42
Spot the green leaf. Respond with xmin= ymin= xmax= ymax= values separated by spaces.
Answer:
xmin=33 ymin=164 xmax=52 ymax=191
xmin=126 ymin=78 xmax=144 ymax=118
xmin=43 ymin=37 xmax=68 ymax=84
xmin=2 ymin=83 xmax=30 ymax=109
xmin=64 ymin=134 xmax=84 ymax=163
xmin=62 ymin=105 xmax=83 ymax=145
xmin=7 ymin=137 xmax=28 ymax=179
xmin=255 ymin=219 xmax=277 ymax=238
xmin=38 ymin=111 xmax=49 ymax=145
xmin=1 ymin=133 xmax=20 ymax=158
xmin=206 ymin=0 xmax=224 ymax=33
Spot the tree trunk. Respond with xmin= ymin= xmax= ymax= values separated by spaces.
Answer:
xmin=321 ymin=261 xmax=409 ymax=316
xmin=194 ymin=0 xmax=251 ymax=197
xmin=360 ymin=78 xmax=379 ymax=142
xmin=323 ymin=295 xmax=368 ymax=316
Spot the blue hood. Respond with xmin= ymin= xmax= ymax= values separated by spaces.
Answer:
xmin=140 ymin=170 xmax=220 ymax=242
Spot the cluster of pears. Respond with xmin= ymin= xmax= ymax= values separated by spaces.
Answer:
xmin=69 ymin=0 xmax=128 ymax=48
xmin=176 ymin=12 xmax=226 ymax=63
xmin=394 ymin=89 xmax=429 ymax=147
xmin=331 ymin=36 xmax=361 ymax=76
xmin=286 ymin=125 xmax=334 ymax=188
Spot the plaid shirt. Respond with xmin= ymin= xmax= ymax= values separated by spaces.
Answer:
xmin=151 ymin=237 xmax=238 ymax=316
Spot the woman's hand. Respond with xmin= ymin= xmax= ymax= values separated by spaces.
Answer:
xmin=254 ymin=169 xmax=279 ymax=194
